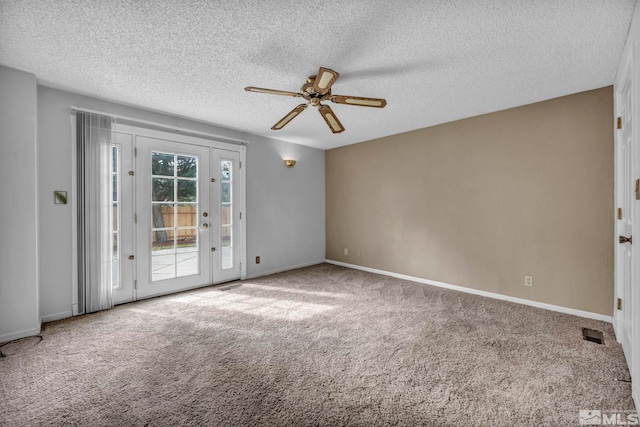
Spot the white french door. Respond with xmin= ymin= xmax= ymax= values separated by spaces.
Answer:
xmin=110 ymin=125 xmax=245 ymax=303
xmin=614 ymin=51 xmax=636 ymax=380
xmin=112 ymin=132 xmax=135 ymax=304
xmin=136 ymin=137 xmax=212 ymax=298
xmin=210 ymin=149 xmax=242 ymax=284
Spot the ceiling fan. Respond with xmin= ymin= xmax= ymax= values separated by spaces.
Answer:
xmin=244 ymin=67 xmax=387 ymax=134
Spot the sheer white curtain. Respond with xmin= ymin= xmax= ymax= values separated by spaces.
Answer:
xmin=76 ymin=112 xmax=114 ymax=313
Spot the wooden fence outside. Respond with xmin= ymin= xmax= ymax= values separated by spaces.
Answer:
xmin=148 ymin=205 xmax=232 ymax=245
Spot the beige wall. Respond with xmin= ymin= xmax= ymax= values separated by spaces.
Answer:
xmin=326 ymin=87 xmax=614 ymax=315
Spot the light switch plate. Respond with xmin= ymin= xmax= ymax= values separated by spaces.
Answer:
xmin=54 ymin=191 xmax=67 ymax=204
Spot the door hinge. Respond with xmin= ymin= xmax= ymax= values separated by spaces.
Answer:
xmin=134 ymin=213 xmax=137 ymax=223
xmin=134 ymin=147 xmax=138 ymax=156
xmin=211 ymin=178 xmax=216 ymax=183
xmin=240 ymin=161 xmax=242 ymax=169
xmin=239 ymin=212 xmax=242 ymax=220
xmin=636 ymin=179 xmax=640 ymax=201
xmin=128 ymin=170 xmax=134 ymax=176
xmin=617 ymin=117 xmax=623 ymax=129
xmin=618 ymin=208 xmax=623 ymax=220
xmin=617 ymin=298 xmax=622 ymax=310
xmin=128 ymin=255 xmax=134 ymax=260
xmin=134 ymin=280 xmax=137 ymax=290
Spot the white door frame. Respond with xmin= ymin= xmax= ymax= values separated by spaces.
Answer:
xmin=119 ymin=124 xmax=248 ymax=290
xmin=614 ymin=42 xmax=638 ymax=408
xmin=71 ymin=121 xmax=247 ymax=311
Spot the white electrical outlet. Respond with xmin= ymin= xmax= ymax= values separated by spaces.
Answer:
xmin=344 ymin=248 xmax=348 ymax=256
xmin=525 ymin=276 xmax=533 ymax=287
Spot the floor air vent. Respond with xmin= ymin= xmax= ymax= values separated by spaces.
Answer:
xmin=219 ymin=284 xmax=241 ymax=292
xmin=582 ymin=328 xmax=604 ymax=345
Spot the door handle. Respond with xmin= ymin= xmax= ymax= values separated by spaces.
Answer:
xmin=201 ymin=223 xmax=209 ymax=229
xmin=619 ymin=235 xmax=632 ymax=244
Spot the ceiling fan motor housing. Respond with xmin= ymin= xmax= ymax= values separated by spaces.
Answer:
xmin=302 ymin=76 xmax=329 ymax=106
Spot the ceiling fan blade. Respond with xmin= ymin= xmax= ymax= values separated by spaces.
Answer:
xmin=271 ymin=104 xmax=307 ymax=130
xmin=318 ymin=105 xmax=345 ymax=134
xmin=331 ymin=95 xmax=387 ymax=108
xmin=245 ymin=86 xmax=302 ymax=97
xmin=313 ymin=67 xmax=340 ymax=94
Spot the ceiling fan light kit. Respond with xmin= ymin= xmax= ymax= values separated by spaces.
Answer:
xmin=245 ymin=67 xmax=386 ymax=134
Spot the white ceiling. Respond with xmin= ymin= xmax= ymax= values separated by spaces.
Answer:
xmin=0 ymin=0 xmax=636 ymax=150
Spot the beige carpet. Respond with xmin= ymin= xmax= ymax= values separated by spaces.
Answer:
xmin=0 ymin=263 xmax=634 ymax=426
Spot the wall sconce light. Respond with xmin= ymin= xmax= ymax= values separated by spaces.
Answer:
xmin=284 ymin=159 xmax=296 ymax=168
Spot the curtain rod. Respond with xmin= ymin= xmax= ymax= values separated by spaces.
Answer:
xmin=70 ymin=106 xmax=248 ymax=145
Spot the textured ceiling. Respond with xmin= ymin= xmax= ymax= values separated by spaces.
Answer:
xmin=0 ymin=0 xmax=636 ymax=150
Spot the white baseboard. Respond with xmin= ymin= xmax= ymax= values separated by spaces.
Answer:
xmin=41 ymin=310 xmax=73 ymax=324
xmin=326 ymin=259 xmax=612 ymax=323
xmin=246 ymin=260 xmax=325 ymax=280
xmin=0 ymin=324 xmax=42 ymax=344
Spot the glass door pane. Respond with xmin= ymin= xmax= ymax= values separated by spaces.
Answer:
xmin=112 ymin=144 xmax=121 ymax=288
xmin=151 ymin=151 xmax=200 ymax=281
xmin=220 ymin=159 xmax=233 ymax=270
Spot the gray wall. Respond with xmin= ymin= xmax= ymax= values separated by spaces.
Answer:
xmin=37 ymin=86 xmax=325 ymax=322
xmin=245 ymin=134 xmax=325 ymax=278
xmin=0 ymin=66 xmax=40 ymax=341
